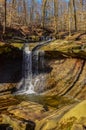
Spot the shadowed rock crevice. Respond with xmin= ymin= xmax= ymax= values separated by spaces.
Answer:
xmin=0 ymin=124 xmax=13 ymax=130
xmin=0 ymin=44 xmax=23 ymax=83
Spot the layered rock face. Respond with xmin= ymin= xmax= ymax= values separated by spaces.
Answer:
xmin=0 ymin=41 xmax=86 ymax=130
xmin=34 ymin=41 xmax=86 ymax=100
xmin=40 ymin=58 xmax=86 ymax=100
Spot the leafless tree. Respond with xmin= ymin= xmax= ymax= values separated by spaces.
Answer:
xmin=54 ymin=0 xmax=58 ymax=38
xmin=42 ymin=0 xmax=47 ymax=28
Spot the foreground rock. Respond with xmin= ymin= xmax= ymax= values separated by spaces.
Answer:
xmin=1 ymin=100 xmax=86 ymax=130
xmin=0 ymin=95 xmax=19 ymax=126
xmin=58 ymin=100 xmax=86 ymax=130
xmin=61 ymin=100 xmax=86 ymax=121
xmin=1 ymin=100 xmax=77 ymax=130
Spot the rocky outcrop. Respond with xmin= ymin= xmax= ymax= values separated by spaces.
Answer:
xmin=0 ymin=40 xmax=86 ymax=130
xmin=32 ymin=40 xmax=86 ymax=100
xmin=57 ymin=100 xmax=86 ymax=130
xmin=0 ymin=99 xmax=77 ymax=130
xmin=40 ymin=40 xmax=86 ymax=59
xmin=34 ymin=57 xmax=86 ymax=99
xmin=1 ymin=99 xmax=86 ymax=130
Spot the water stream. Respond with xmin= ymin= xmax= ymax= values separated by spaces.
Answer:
xmin=22 ymin=44 xmax=35 ymax=94
xmin=16 ymin=43 xmax=45 ymax=94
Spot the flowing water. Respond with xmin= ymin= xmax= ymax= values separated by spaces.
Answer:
xmin=22 ymin=44 xmax=35 ymax=94
xmin=16 ymin=43 xmax=45 ymax=94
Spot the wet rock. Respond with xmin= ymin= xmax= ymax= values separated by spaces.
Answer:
xmin=0 ymin=100 xmax=76 ymax=130
xmin=0 ymin=95 xmax=19 ymax=115
xmin=7 ymin=101 xmax=54 ymax=121
xmin=0 ymin=84 xmax=17 ymax=94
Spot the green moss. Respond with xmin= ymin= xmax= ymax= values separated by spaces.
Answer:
xmin=11 ymin=43 xmax=23 ymax=49
xmin=15 ymin=94 xmax=75 ymax=109
xmin=0 ymin=46 xmax=11 ymax=54
xmin=29 ymin=35 xmax=40 ymax=42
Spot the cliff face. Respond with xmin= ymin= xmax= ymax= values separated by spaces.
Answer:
xmin=1 ymin=41 xmax=86 ymax=99
xmin=35 ymin=40 xmax=86 ymax=100
xmin=0 ymin=41 xmax=86 ymax=130
xmin=38 ymin=58 xmax=86 ymax=100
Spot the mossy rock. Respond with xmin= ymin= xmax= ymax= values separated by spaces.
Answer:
xmin=28 ymin=35 xmax=40 ymax=42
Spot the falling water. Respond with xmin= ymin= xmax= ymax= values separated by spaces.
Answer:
xmin=17 ymin=44 xmax=35 ymax=94
xmin=16 ymin=44 xmax=45 ymax=94
xmin=23 ymin=44 xmax=35 ymax=94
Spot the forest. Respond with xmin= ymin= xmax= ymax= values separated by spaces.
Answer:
xmin=0 ymin=0 xmax=86 ymax=41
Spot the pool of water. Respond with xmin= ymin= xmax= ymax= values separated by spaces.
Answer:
xmin=15 ymin=94 xmax=76 ymax=109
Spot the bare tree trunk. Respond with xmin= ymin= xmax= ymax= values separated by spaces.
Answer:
xmin=30 ymin=0 xmax=35 ymax=24
xmin=72 ymin=0 xmax=77 ymax=31
xmin=42 ymin=0 xmax=47 ymax=28
xmin=80 ymin=0 xmax=85 ymax=32
xmin=60 ymin=3 xmax=63 ymax=32
xmin=68 ymin=1 xmax=71 ymax=36
xmin=3 ymin=0 xmax=6 ymax=34
xmin=9 ymin=0 xmax=15 ymax=27
xmin=54 ymin=0 xmax=58 ymax=39
xmin=23 ymin=0 xmax=28 ymax=25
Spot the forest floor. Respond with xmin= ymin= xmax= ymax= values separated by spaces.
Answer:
xmin=0 ymin=25 xmax=86 ymax=43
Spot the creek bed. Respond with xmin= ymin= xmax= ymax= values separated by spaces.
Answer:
xmin=15 ymin=94 xmax=77 ymax=109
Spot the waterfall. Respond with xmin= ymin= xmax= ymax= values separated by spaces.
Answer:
xmin=23 ymin=44 xmax=35 ymax=94
xmin=16 ymin=44 xmax=45 ymax=95
xmin=17 ymin=44 xmax=35 ymax=94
